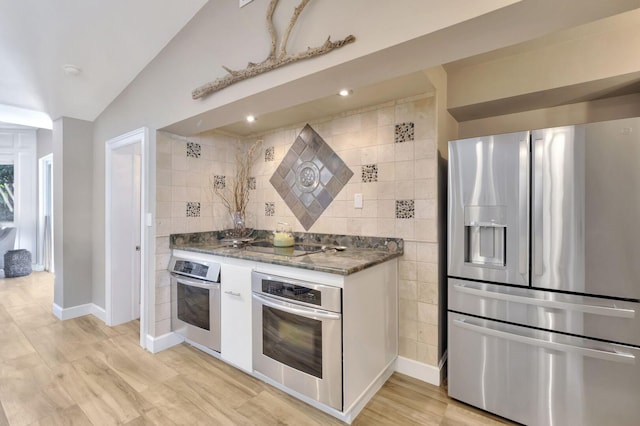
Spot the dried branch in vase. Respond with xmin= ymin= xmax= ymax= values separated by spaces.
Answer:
xmin=192 ymin=0 xmax=355 ymax=99
xmin=210 ymin=140 xmax=262 ymax=237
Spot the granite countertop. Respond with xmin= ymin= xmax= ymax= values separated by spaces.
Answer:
xmin=170 ymin=230 xmax=404 ymax=276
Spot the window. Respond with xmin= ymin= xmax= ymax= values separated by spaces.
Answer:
xmin=0 ymin=164 xmax=14 ymax=222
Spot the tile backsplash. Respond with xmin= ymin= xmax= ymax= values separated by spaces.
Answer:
xmin=155 ymin=93 xmax=439 ymax=366
xmin=270 ymin=124 xmax=353 ymax=230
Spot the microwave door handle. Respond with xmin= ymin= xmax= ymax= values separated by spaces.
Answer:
xmin=453 ymin=318 xmax=635 ymax=364
xmin=453 ymin=283 xmax=635 ymax=318
xmin=253 ymin=293 xmax=341 ymax=321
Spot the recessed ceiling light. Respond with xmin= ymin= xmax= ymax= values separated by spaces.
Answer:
xmin=62 ymin=64 xmax=81 ymax=76
xmin=339 ymin=89 xmax=351 ymax=97
xmin=246 ymin=115 xmax=256 ymax=123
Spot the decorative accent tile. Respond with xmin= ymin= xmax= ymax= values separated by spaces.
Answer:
xmin=265 ymin=146 xmax=275 ymax=162
xmin=270 ymin=124 xmax=353 ymax=230
xmin=265 ymin=202 xmax=275 ymax=216
xmin=396 ymin=200 xmax=415 ymax=219
xmin=361 ymin=164 xmax=378 ymax=183
xmin=248 ymin=177 xmax=256 ymax=190
xmin=213 ymin=175 xmax=226 ymax=190
xmin=395 ymin=122 xmax=415 ymax=143
xmin=186 ymin=202 xmax=201 ymax=217
xmin=186 ymin=142 xmax=201 ymax=158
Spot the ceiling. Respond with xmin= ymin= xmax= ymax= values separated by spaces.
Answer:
xmin=2 ymin=1 xmax=639 ymax=134
xmin=214 ymin=72 xmax=435 ymax=137
xmin=0 ymin=0 xmax=208 ymax=127
xmin=187 ymin=6 xmax=640 ymax=138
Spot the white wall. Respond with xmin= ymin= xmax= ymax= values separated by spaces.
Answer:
xmin=37 ymin=129 xmax=53 ymax=159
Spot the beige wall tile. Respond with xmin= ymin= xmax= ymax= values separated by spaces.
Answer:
xmin=416 ymin=242 xmax=439 ymax=263
xmin=399 ymin=299 xmax=417 ymax=322
xmin=415 ymin=199 xmax=436 ymax=220
xmin=395 ymin=180 xmax=415 ymax=200
xmin=415 ymin=219 xmax=437 ymax=242
xmin=399 ymin=280 xmax=417 ymax=300
xmin=418 ymin=302 xmax=438 ymax=325
xmin=418 ymin=282 xmax=438 ymax=304
xmin=156 ymin=286 xmax=171 ymax=305
xmin=399 ymin=260 xmax=417 ymax=281
xmin=155 ymin=95 xmax=441 ymax=366
xmin=415 ymin=178 xmax=437 ymax=200
xmin=402 ymin=241 xmax=417 ymax=261
xmin=417 ymin=261 xmax=438 ymax=283
xmin=416 ymin=342 xmax=439 ymax=366
xmin=395 ymin=161 xmax=415 ymax=180
xmin=155 ymin=318 xmax=171 ymax=336
xmin=417 ymin=323 xmax=438 ymax=346
xmin=399 ymin=319 xmax=417 ymax=340
xmin=155 ymin=302 xmax=171 ymax=322
xmin=399 ymin=337 xmax=417 ymax=359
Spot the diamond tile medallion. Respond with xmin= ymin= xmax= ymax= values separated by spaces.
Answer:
xmin=270 ymin=124 xmax=353 ymax=230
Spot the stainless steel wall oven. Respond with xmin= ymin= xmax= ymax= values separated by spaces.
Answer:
xmin=169 ymin=256 xmax=221 ymax=352
xmin=252 ymin=271 xmax=343 ymax=410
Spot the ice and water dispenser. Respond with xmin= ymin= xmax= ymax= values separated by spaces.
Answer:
xmin=464 ymin=205 xmax=506 ymax=268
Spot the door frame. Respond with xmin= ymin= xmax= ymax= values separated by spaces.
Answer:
xmin=37 ymin=153 xmax=53 ymax=271
xmin=105 ymin=127 xmax=149 ymax=348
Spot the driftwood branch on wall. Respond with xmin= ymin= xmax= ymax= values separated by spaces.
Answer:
xmin=192 ymin=0 xmax=355 ymax=100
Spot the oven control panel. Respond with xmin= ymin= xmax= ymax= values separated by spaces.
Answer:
xmin=169 ymin=257 xmax=221 ymax=282
xmin=262 ymin=280 xmax=322 ymax=306
xmin=174 ymin=260 xmax=209 ymax=278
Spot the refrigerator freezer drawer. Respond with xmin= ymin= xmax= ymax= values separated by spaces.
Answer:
xmin=448 ymin=278 xmax=640 ymax=347
xmin=448 ymin=312 xmax=640 ymax=426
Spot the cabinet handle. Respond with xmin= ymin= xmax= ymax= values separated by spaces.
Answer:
xmin=224 ymin=290 xmax=241 ymax=297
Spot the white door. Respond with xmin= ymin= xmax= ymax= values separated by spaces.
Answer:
xmin=109 ymin=142 xmax=141 ymax=324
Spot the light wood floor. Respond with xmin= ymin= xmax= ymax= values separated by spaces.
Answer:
xmin=0 ymin=272 xmax=513 ymax=425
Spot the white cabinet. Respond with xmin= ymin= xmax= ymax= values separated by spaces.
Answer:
xmin=220 ymin=262 xmax=253 ymax=372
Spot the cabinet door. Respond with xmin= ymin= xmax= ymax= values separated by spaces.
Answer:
xmin=220 ymin=263 xmax=253 ymax=372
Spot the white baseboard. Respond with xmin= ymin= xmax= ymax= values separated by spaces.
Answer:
xmin=145 ymin=332 xmax=184 ymax=354
xmin=52 ymin=303 xmax=106 ymax=322
xmin=344 ymin=358 xmax=396 ymax=423
xmin=395 ymin=356 xmax=441 ymax=386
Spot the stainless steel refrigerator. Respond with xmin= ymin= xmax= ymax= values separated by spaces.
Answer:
xmin=447 ymin=118 xmax=640 ymax=426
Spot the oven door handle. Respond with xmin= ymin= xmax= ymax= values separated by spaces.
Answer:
xmin=253 ymin=293 xmax=341 ymax=320
xmin=171 ymin=274 xmax=220 ymax=289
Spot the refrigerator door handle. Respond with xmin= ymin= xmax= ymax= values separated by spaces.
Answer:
xmin=518 ymin=137 xmax=529 ymax=277
xmin=453 ymin=318 xmax=635 ymax=364
xmin=453 ymin=283 xmax=635 ymax=318
xmin=532 ymin=137 xmax=545 ymax=276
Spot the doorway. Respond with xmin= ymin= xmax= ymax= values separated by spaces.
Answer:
xmin=105 ymin=127 xmax=148 ymax=348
